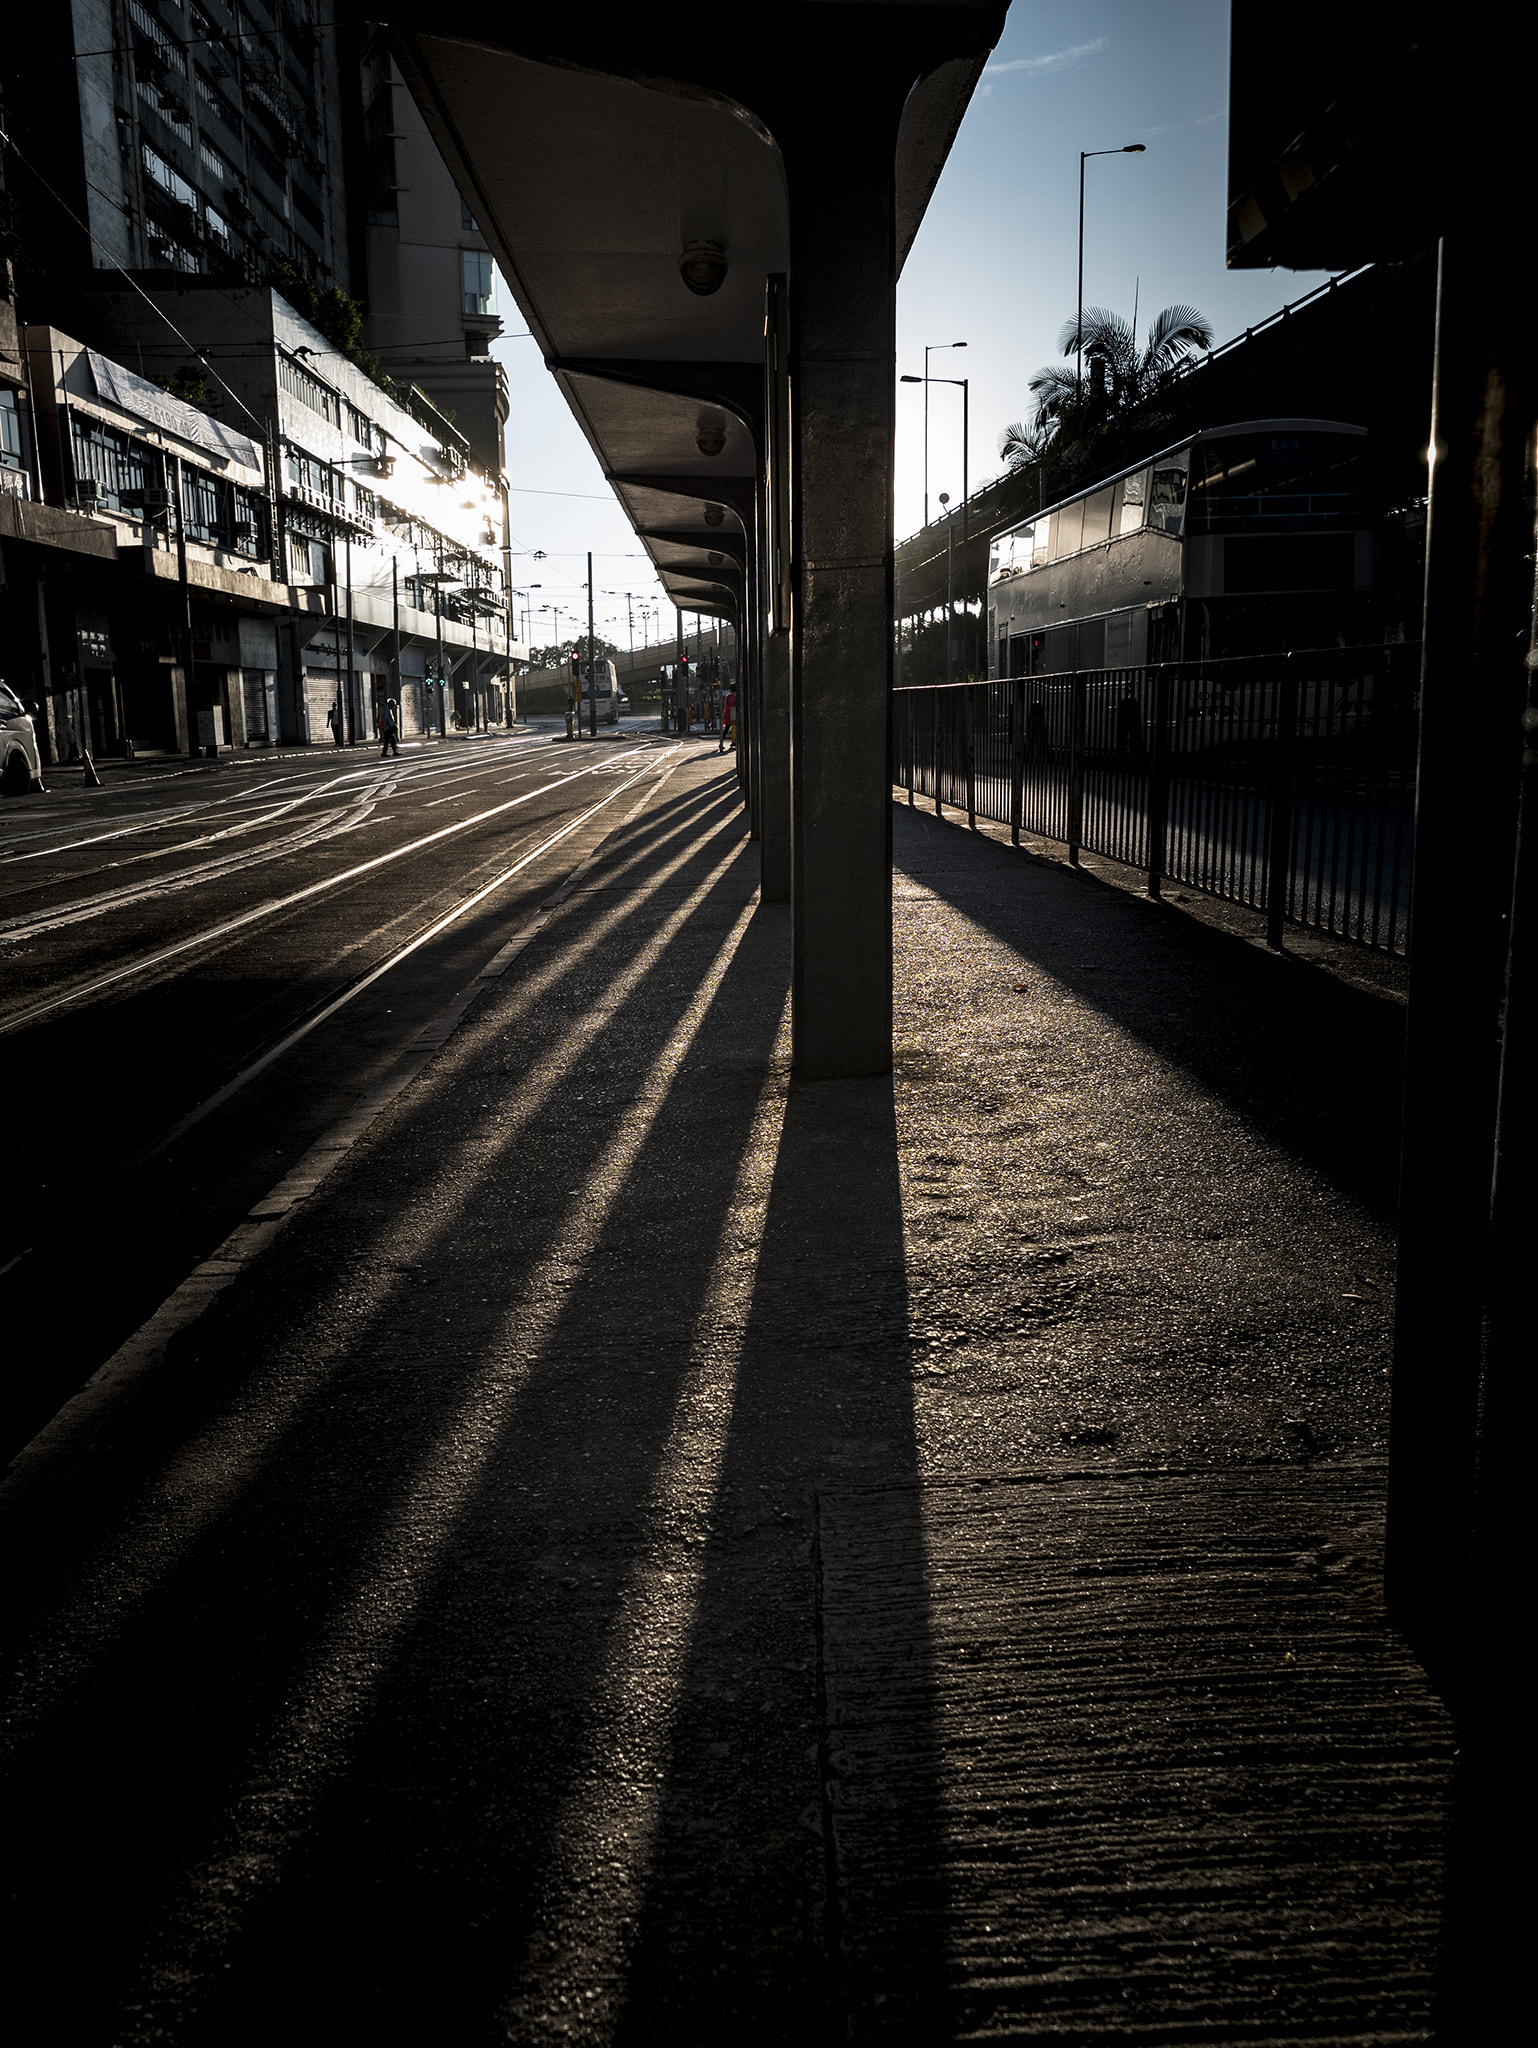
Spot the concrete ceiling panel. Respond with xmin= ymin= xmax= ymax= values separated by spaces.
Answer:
xmin=405 ymin=41 xmax=787 ymax=367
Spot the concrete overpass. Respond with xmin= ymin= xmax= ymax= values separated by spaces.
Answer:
xmin=381 ymin=2 xmax=1008 ymax=1078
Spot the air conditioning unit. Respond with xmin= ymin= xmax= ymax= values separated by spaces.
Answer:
xmin=74 ymin=480 xmax=101 ymax=507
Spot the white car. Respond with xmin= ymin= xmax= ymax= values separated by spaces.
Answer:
xmin=0 ymin=681 xmax=44 ymax=794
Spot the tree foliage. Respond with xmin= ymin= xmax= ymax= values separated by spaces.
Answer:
xmin=525 ymin=636 xmax=623 ymax=671
xmin=265 ymin=260 xmax=393 ymax=395
xmin=997 ymin=303 xmax=1216 ymax=496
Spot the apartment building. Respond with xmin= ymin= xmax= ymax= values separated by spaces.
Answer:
xmin=4 ymin=0 xmax=352 ymax=297
xmin=77 ymin=284 xmax=517 ymax=742
xmin=354 ymin=32 xmax=509 ymax=484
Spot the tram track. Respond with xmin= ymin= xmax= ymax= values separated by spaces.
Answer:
xmin=1 ymin=733 xmax=685 ymax=1462
xmin=0 ymin=745 xmax=647 ymax=1003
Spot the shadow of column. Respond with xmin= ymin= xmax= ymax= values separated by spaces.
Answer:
xmin=614 ymin=1071 xmax=943 ymax=2043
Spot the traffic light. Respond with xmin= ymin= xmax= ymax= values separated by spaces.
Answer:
xmin=679 ymin=653 xmax=690 ymax=678
xmin=569 ymin=647 xmax=581 ymax=696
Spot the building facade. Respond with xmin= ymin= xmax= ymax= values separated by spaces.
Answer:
xmin=4 ymin=0 xmax=352 ymax=299
xmin=1 ymin=286 xmax=520 ymax=769
xmin=354 ymin=31 xmax=509 ymax=483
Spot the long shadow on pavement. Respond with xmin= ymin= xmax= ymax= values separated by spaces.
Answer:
xmin=894 ymin=804 xmax=1406 ymax=1219
xmin=0 ymin=770 xmax=770 ymax=2044
xmin=611 ymin=1073 xmax=939 ymax=2044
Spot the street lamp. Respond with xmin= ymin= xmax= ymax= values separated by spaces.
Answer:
xmin=906 ymin=341 xmax=966 ymax=529
xmin=1077 ymin=144 xmax=1146 ymax=390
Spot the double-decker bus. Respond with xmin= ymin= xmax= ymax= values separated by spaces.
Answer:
xmin=987 ymin=419 xmax=1373 ymax=676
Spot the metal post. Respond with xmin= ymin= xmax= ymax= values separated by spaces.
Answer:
xmin=435 ymin=537 xmax=445 ymax=739
xmin=172 ymin=454 xmax=193 ymax=758
xmin=1265 ymin=657 xmax=1299 ymax=948
xmin=1077 ymin=151 xmax=1086 ymax=394
xmin=1010 ymin=678 xmax=1024 ymax=845
xmin=1068 ymin=671 xmax=1086 ymax=863
xmin=345 ymin=527 xmax=355 ymax=746
xmin=391 ymin=554 xmax=401 ymax=726
xmin=933 ymin=685 xmax=942 ymax=816
xmin=1146 ymin=663 xmax=1172 ymax=898
xmin=964 ymin=682 xmax=975 ymax=828
xmin=587 ymin=550 xmax=597 ymax=739
xmin=945 ymin=509 xmax=954 ymax=687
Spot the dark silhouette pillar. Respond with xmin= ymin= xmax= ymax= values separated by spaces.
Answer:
xmin=784 ymin=104 xmax=900 ymax=1078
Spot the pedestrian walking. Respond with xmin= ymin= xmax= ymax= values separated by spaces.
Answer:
xmin=718 ymin=685 xmax=737 ymax=755
xmin=326 ymin=701 xmax=345 ymax=747
xmin=379 ymin=696 xmax=400 ymax=758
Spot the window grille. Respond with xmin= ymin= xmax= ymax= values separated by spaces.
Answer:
xmin=69 ymin=415 xmax=150 ymax=511
xmin=279 ymin=356 xmax=341 ymax=428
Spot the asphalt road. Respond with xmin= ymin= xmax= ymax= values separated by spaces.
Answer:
xmin=0 ymin=725 xmax=670 ymax=1461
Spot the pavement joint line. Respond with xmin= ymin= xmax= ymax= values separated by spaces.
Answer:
xmin=0 ymin=755 xmax=684 ymax=1509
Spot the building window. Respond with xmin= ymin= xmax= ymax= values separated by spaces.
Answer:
xmin=285 ymin=445 xmax=339 ymax=498
xmin=230 ymin=487 xmax=267 ymax=557
xmin=460 ymin=198 xmax=478 ymax=232
xmin=129 ymin=0 xmax=186 ymax=73
xmin=69 ymin=415 xmax=150 ymax=511
xmin=137 ymin=80 xmax=193 ymax=143
xmin=279 ymin=355 xmax=341 ymax=429
xmin=0 ymin=388 xmax=22 ymax=471
xmin=180 ymin=463 xmax=225 ymax=545
xmin=462 ymin=250 xmax=494 ymax=316
xmin=141 ymin=141 xmax=198 ymax=212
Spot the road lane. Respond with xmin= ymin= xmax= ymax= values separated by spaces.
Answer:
xmin=2 ymin=732 xmax=692 ymax=1459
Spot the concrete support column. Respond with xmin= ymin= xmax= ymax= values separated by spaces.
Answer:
xmin=759 ymin=622 xmax=791 ymax=901
xmin=786 ymin=123 xmax=897 ymax=1078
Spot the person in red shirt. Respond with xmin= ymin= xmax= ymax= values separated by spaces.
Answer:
xmin=718 ymin=686 xmax=737 ymax=755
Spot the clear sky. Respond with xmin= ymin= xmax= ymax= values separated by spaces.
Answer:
xmin=490 ymin=0 xmax=1334 ymax=643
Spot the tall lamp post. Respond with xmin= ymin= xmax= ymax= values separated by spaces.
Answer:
xmin=1077 ymin=144 xmax=1146 ymax=390
xmin=902 ymin=370 xmax=968 ymax=677
xmin=916 ymin=340 xmax=965 ymax=530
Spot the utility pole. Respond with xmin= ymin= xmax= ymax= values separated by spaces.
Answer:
xmin=1078 ymin=145 xmax=1146 ymax=391
xmin=434 ymin=535 xmax=445 ymax=740
xmin=391 ymin=555 xmax=401 ymax=723
xmin=587 ymin=550 xmax=597 ymax=739
xmin=345 ymin=525 xmax=355 ymax=746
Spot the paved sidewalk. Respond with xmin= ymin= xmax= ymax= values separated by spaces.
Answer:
xmin=0 ymin=754 xmax=1449 ymax=2044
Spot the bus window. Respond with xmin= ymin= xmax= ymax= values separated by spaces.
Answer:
xmin=1031 ymin=521 xmax=1052 ymax=568
xmin=1056 ymin=499 xmax=1085 ymax=555
xmin=1188 ymin=431 xmax=1364 ymax=531
xmin=1149 ymin=454 xmax=1189 ymax=536
xmin=1082 ymin=485 xmax=1116 ymax=545
xmin=1120 ymin=469 xmax=1147 ymax=534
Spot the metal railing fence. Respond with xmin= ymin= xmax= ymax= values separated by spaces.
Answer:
xmin=893 ymin=646 xmax=1419 ymax=956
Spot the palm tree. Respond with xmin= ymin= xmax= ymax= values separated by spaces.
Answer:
xmin=996 ymin=417 xmax=1055 ymax=509
xmin=1007 ymin=303 xmax=1215 ymax=455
